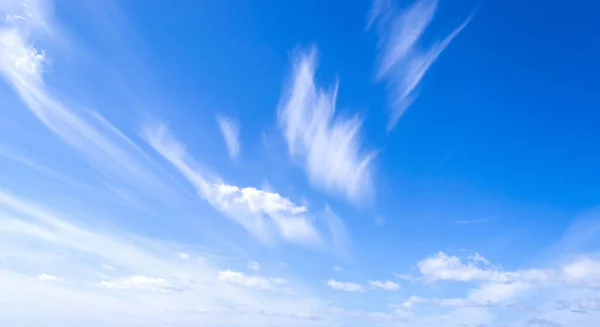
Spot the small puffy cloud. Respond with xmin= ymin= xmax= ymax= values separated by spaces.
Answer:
xmin=98 ymin=276 xmax=178 ymax=292
xmin=333 ymin=265 xmax=342 ymax=272
xmin=143 ymin=123 xmax=323 ymax=247
xmin=416 ymin=251 xmax=551 ymax=283
xmin=369 ymin=280 xmax=400 ymax=291
xmin=101 ymin=264 xmax=115 ymax=271
xmin=177 ymin=252 xmax=190 ymax=260
xmin=247 ymin=261 xmax=261 ymax=271
xmin=218 ymin=270 xmax=286 ymax=291
xmin=36 ymin=273 xmax=60 ymax=281
xmin=327 ymin=279 xmax=365 ymax=292
xmin=216 ymin=115 xmax=240 ymax=160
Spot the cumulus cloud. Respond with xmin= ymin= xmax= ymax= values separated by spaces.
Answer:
xmin=98 ymin=275 xmax=178 ymax=292
xmin=369 ymin=0 xmax=473 ymax=130
xmin=277 ymin=48 xmax=375 ymax=203
xmin=416 ymin=251 xmax=552 ymax=283
xmin=143 ymin=123 xmax=322 ymax=247
xmin=178 ymin=252 xmax=190 ymax=260
xmin=36 ymin=273 xmax=60 ymax=281
xmin=369 ymin=280 xmax=400 ymax=291
xmin=0 ymin=189 xmax=326 ymax=326
xmin=216 ymin=115 xmax=240 ymax=160
xmin=218 ymin=270 xmax=287 ymax=292
xmin=327 ymin=279 xmax=365 ymax=292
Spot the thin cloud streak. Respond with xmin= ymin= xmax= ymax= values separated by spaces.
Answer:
xmin=453 ymin=217 xmax=494 ymax=225
xmin=216 ymin=115 xmax=241 ymax=160
xmin=369 ymin=0 xmax=474 ymax=130
xmin=143 ymin=123 xmax=322 ymax=247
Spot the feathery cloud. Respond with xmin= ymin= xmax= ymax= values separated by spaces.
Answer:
xmin=143 ymin=123 xmax=322 ymax=247
xmin=277 ymin=48 xmax=375 ymax=203
xmin=218 ymin=270 xmax=287 ymax=292
xmin=216 ymin=115 xmax=241 ymax=160
xmin=369 ymin=0 xmax=473 ymax=130
xmin=369 ymin=280 xmax=400 ymax=291
xmin=0 ymin=189 xmax=326 ymax=325
xmin=327 ymin=279 xmax=365 ymax=292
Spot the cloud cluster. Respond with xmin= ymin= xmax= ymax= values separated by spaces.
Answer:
xmin=143 ymin=123 xmax=323 ymax=247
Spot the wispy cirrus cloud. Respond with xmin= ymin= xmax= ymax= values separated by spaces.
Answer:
xmin=143 ymin=123 xmax=323 ymax=247
xmin=218 ymin=270 xmax=288 ymax=292
xmin=216 ymin=115 xmax=241 ymax=160
xmin=0 ymin=189 xmax=328 ymax=326
xmin=327 ymin=279 xmax=365 ymax=292
xmin=277 ymin=48 xmax=375 ymax=203
xmin=369 ymin=280 xmax=400 ymax=291
xmin=453 ymin=216 xmax=494 ymax=225
xmin=369 ymin=0 xmax=474 ymax=130
xmin=0 ymin=1 xmax=176 ymax=200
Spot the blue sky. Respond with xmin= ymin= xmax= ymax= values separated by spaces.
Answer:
xmin=1 ymin=0 xmax=600 ymax=326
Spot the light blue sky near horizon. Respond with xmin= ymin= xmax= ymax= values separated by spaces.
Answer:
xmin=1 ymin=0 xmax=600 ymax=326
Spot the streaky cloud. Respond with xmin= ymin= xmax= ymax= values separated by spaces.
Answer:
xmin=369 ymin=0 xmax=474 ymax=130
xmin=277 ymin=47 xmax=375 ymax=203
xmin=143 ymin=123 xmax=322 ymax=247
xmin=216 ymin=114 xmax=241 ymax=160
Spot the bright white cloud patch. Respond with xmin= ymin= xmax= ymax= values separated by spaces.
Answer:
xmin=216 ymin=115 xmax=241 ymax=160
xmin=178 ymin=252 xmax=190 ymax=260
xmin=369 ymin=280 xmax=400 ymax=291
xmin=369 ymin=0 xmax=473 ymax=130
xmin=36 ymin=273 xmax=60 ymax=281
xmin=327 ymin=279 xmax=365 ymax=292
xmin=0 ymin=189 xmax=326 ymax=326
xmin=277 ymin=48 xmax=375 ymax=203
xmin=218 ymin=270 xmax=287 ymax=292
xmin=143 ymin=123 xmax=322 ymax=247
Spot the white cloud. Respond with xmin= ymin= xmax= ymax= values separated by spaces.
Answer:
xmin=277 ymin=48 xmax=375 ymax=203
xmin=468 ymin=281 xmax=532 ymax=305
xmin=102 ymin=264 xmax=116 ymax=271
xmin=36 ymin=273 xmax=60 ymax=281
xmin=417 ymin=251 xmax=551 ymax=283
xmin=369 ymin=280 xmax=400 ymax=291
xmin=562 ymin=256 xmax=600 ymax=287
xmin=178 ymin=252 xmax=190 ymax=260
xmin=396 ymin=295 xmax=426 ymax=309
xmin=218 ymin=270 xmax=287 ymax=292
xmin=143 ymin=123 xmax=322 ymax=247
xmin=216 ymin=115 xmax=240 ymax=160
xmin=327 ymin=279 xmax=365 ymax=292
xmin=416 ymin=251 xmax=600 ymax=290
xmin=248 ymin=261 xmax=261 ymax=271
xmin=369 ymin=0 xmax=473 ymax=130
xmin=0 ymin=3 xmax=176 ymax=200
xmin=0 ymin=189 xmax=328 ymax=326
xmin=333 ymin=265 xmax=341 ymax=272
xmin=98 ymin=275 xmax=175 ymax=292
